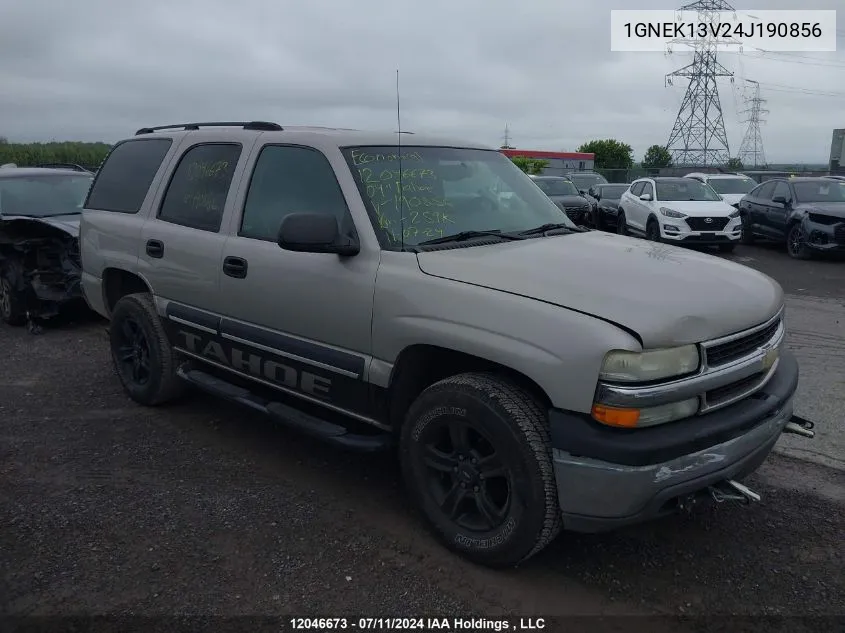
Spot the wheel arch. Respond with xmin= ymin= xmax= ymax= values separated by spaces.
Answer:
xmin=102 ymin=267 xmax=154 ymax=316
xmin=384 ymin=343 xmax=552 ymax=431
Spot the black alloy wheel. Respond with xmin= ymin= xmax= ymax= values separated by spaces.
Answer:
xmin=114 ymin=315 xmax=152 ymax=387
xmin=418 ymin=416 xmax=511 ymax=533
xmin=787 ymin=224 xmax=812 ymax=260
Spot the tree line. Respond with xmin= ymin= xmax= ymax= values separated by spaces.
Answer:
xmin=0 ymin=138 xmax=111 ymax=169
xmin=508 ymin=138 xmax=746 ymax=173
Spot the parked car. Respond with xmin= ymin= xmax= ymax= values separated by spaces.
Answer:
xmin=737 ymin=177 xmax=845 ymax=259
xmin=617 ymin=177 xmax=741 ymax=252
xmin=565 ymin=170 xmax=609 ymax=195
xmin=823 ymin=175 xmax=845 ymax=182
xmin=79 ymin=121 xmax=814 ymax=567
xmin=586 ymin=183 xmax=631 ymax=231
xmin=0 ymin=166 xmax=93 ymax=327
xmin=529 ymin=175 xmax=591 ymax=225
xmin=684 ymin=172 xmax=757 ymax=208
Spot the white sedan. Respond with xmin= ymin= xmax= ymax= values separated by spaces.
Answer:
xmin=616 ymin=177 xmax=742 ymax=253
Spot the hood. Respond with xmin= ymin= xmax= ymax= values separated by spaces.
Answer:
xmin=658 ymin=200 xmax=737 ymax=217
xmin=416 ymin=231 xmax=783 ymax=348
xmin=795 ymin=202 xmax=845 ymax=219
xmin=0 ymin=214 xmax=80 ymax=237
xmin=548 ymin=195 xmax=589 ymax=207
xmin=718 ymin=193 xmax=745 ymax=205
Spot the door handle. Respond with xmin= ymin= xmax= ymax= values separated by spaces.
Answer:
xmin=146 ymin=239 xmax=164 ymax=258
xmin=223 ymin=256 xmax=248 ymax=279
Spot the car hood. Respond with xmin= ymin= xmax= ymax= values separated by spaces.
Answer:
xmin=717 ymin=193 xmax=746 ymax=205
xmin=416 ymin=231 xmax=783 ymax=348
xmin=0 ymin=213 xmax=81 ymax=237
xmin=658 ymin=200 xmax=737 ymax=217
xmin=548 ymin=195 xmax=589 ymax=207
xmin=796 ymin=202 xmax=845 ymax=218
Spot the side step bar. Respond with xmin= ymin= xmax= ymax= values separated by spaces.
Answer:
xmin=176 ymin=366 xmax=392 ymax=452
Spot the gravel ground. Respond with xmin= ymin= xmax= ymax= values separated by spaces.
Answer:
xmin=1 ymin=243 xmax=844 ymax=632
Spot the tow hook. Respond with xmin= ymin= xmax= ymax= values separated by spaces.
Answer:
xmin=784 ymin=414 xmax=815 ymax=439
xmin=709 ymin=479 xmax=761 ymax=505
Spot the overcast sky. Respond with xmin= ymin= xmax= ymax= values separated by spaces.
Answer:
xmin=0 ymin=0 xmax=842 ymax=163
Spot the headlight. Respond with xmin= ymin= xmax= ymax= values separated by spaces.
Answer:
xmin=659 ymin=207 xmax=686 ymax=218
xmin=729 ymin=209 xmax=740 ymax=218
xmin=599 ymin=345 xmax=700 ymax=383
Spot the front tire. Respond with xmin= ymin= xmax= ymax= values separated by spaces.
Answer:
xmin=0 ymin=264 xmax=27 ymax=326
xmin=109 ymin=292 xmax=184 ymax=406
xmin=786 ymin=223 xmax=812 ymax=260
xmin=616 ymin=211 xmax=628 ymax=236
xmin=646 ymin=218 xmax=662 ymax=242
xmin=740 ymin=213 xmax=755 ymax=245
xmin=400 ymin=373 xmax=562 ymax=568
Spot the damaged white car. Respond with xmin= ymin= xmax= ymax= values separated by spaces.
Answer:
xmin=0 ymin=166 xmax=93 ymax=329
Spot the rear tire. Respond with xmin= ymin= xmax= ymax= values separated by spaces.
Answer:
xmin=109 ymin=292 xmax=184 ymax=406
xmin=400 ymin=372 xmax=562 ymax=568
xmin=0 ymin=263 xmax=27 ymax=326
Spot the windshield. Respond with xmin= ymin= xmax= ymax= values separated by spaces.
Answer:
xmin=656 ymin=180 xmax=721 ymax=202
xmin=534 ymin=179 xmax=579 ymax=196
xmin=793 ymin=181 xmax=845 ymax=203
xmin=568 ymin=173 xmax=607 ymax=190
xmin=597 ymin=185 xmax=629 ymax=200
xmin=342 ymin=146 xmax=577 ymax=248
xmin=707 ymin=177 xmax=755 ymax=194
xmin=0 ymin=174 xmax=93 ymax=217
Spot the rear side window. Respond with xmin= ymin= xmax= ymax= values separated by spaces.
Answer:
xmin=158 ymin=143 xmax=242 ymax=232
xmin=85 ymin=138 xmax=172 ymax=213
xmin=239 ymin=145 xmax=350 ymax=241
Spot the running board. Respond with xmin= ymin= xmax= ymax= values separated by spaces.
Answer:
xmin=176 ymin=366 xmax=392 ymax=452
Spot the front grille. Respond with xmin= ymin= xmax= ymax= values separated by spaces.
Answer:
xmin=706 ymin=373 xmax=766 ymax=408
xmin=834 ymin=225 xmax=845 ymax=245
xmin=705 ymin=318 xmax=781 ymax=367
xmin=564 ymin=206 xmax=588 ymax=221
xmin=686 ymin=216 xmax=729 ymax=231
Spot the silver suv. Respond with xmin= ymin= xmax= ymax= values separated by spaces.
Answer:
xmin=79 ymin=121 xmax=814 ymax=567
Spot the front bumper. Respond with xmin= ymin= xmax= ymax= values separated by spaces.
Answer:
xmin=659 ymin=216 xmax=742 ymax=245
xmin=802 ymin=216 xmax=845 ymax=252
xmin=549 ymin=350 xmax=800 ymax=532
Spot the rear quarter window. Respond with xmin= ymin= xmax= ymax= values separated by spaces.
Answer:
xmin=85 ymin=138 xmax=173 ymax=213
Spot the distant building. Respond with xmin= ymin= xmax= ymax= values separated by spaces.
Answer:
xmin=830 ymin=129 xmax=845 ymax=175
xmin=499 ymin=149 xmax=595 ymax=177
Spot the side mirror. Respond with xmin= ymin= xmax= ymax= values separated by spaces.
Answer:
xmin=277 ymin=212 xmax=359 ymax=256
xmin=772 ymin=195 xmax=788 ymax=206
xmin=639 ymin=193 xmax=652 ymax=201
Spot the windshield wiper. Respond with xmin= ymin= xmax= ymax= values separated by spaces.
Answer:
xmin=517 ymin=223 xmax=579 ymax=236
xmin=418 ymin=230 xmax=525 ymax=246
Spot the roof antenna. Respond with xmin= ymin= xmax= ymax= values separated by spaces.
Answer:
xmin=396 ymin=68 xmax=405 ymax=252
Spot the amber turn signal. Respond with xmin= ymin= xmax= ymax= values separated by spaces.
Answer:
xmin=591 ymin=404 xmax=641 ymax=428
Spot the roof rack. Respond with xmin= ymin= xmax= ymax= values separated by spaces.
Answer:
xmin=35 ymin=162 xmax=93 ymax=173
xmin=135 ymin=121 xmax=283 ymax=135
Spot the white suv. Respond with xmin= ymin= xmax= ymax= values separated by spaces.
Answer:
xmin=617 ymin=177 xmax=741 ymax=253
xmin=684 ymin=172 xmax=757 ymax=208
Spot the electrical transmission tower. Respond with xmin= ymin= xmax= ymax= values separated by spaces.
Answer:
xmin=665 ymin=0 xmax=737 ymax=166
xmin=501 ymin=124 xmax=514 ymax=149
xmin=737 ymin=80 xmax=768 ymax=168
